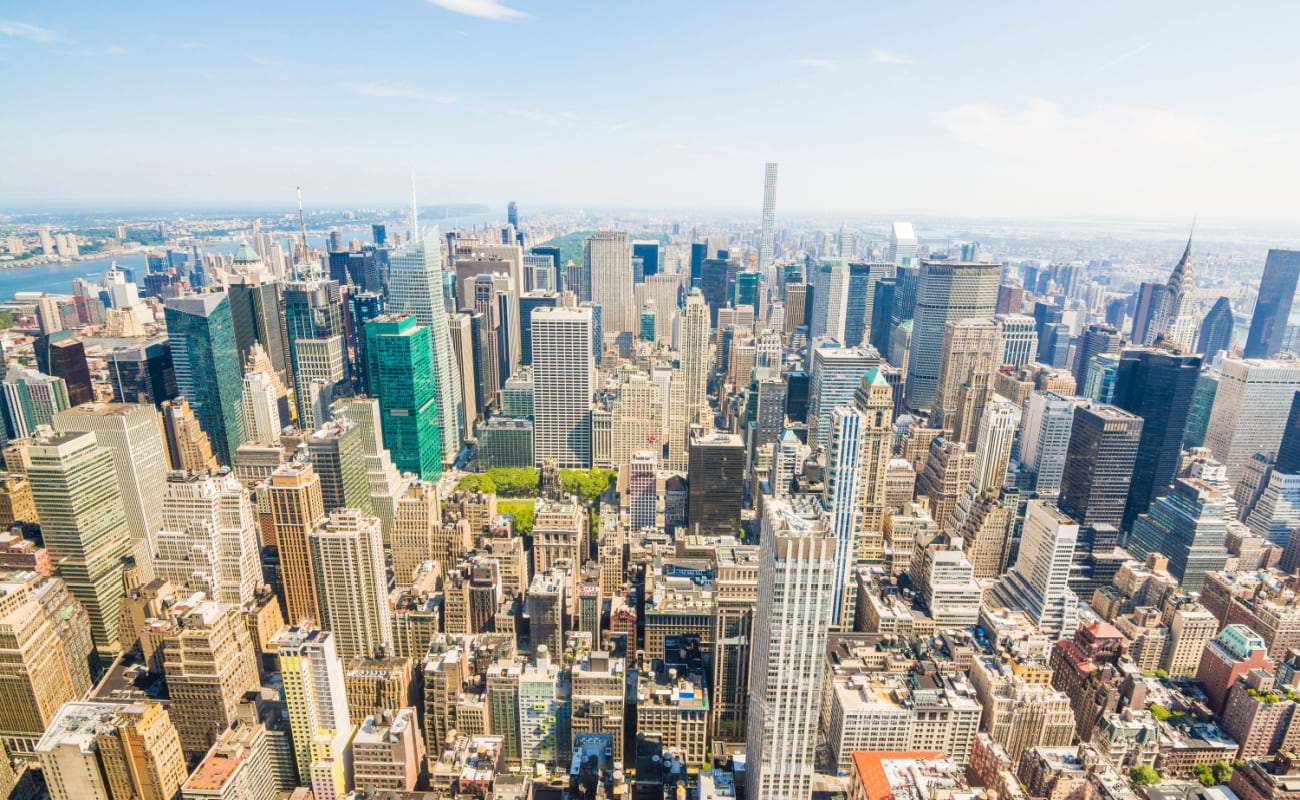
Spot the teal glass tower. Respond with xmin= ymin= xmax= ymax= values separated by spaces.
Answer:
xmin=365 ymin=314 xmax=441 ymax=480
xmin=163 ymin=293 xmax=246 ymax=464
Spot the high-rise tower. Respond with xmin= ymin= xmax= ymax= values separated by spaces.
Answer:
xmin=1145 ymin=234 xmax=1199 ymax=352
xmin=585 ymin=231 xmax=634 ymax=342
xmin=905 ymin=260 xmax=1002 ymax=411
xmin=365 ymin=314 xmax=441 ymax=480
xmin=759 ymin=162 xmax=778 ymax=289
xmin=387 ymin=228 xmax=464 ymax=467
xmin=268 ymin=462 xmax=326 ymax=626
xmin=532 ymin=307 xmax=595 ymax=468
xmin=163 ymin=293 xmax=246 ymax=464
xmin=745 ymin=498 xmax=836 ymax=800
xmin=308 ymin=509 xmax=392 ymax=659
xmin=25 ymin=433 xmax=134 ymax=656
xmin=1244 ymin=250 xmax=1300 ymax=359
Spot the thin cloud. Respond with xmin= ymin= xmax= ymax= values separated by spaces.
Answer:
xmin=1095 ymin=41 xmax=1152 ymax=75
xmin=338 ymin=81 xmax=456 ymax=103
xmin=426 ymin=0 xmax=527 ymax=20
xmin=248 ymin=54 xmax=287 ymax=66
xmin=793 ymin=58 xmax=838 ymax=72
xmin=0 ymin=21 xmax=70 ymax=44
xmin=178 ymin=41 xmax=207 ymax=49
xmin=873 ymin=50 xmax=911 ymax=65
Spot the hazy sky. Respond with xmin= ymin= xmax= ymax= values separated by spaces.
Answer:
xmin=2 ymin=0 xmax=1298 ymax=220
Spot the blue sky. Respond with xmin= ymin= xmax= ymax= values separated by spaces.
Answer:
xmin=2 ymin=0 xmax=1298 ymax=220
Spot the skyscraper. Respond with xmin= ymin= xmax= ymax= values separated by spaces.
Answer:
xmin=25 ymin=432 xmax=134 ymax=656
xmin=890 ymin=221 xmax=918 ymax=266
xmin=996 ymin=313 xmax=1039 ymax=367
xmin=1 ymin=364 xmax=70 ymax=440
xmin=282 ymin=270 xmax=346 ymax=431
xmin=387 ymin=228 xmax=464 ymax=467
xmin=308 ymin=509 xmax=392 ymax=660
xmin=1244 ymin=249 xmax=1300 ymax=359
xmin=822 ymin=406 xmax=864 ymax=628
xmin=1145 ymin=235 xmax=1199 ymax=351
xmin=53 ymin=402 xmax=167 ymax=578
xmin=268 ymin=462 xmax=326 ymax=625
xmin=1197 ymin=296 xmax=1235 ymax=358
xmin=156 ymin=470 xmax=262 ymax=605
xmin=585 ymin=230 xmax=634 ymax=341
xmin=1059 ymin=404 xmax=1143 ymax=531
xmin=163 ymin=293 xmax=246 ymax=464
xmin=932 ymin=317 xmax=1002 ymax=444
xmin=1205 ymin=357 xmax=1300 ymax=484
xmin=1070 ymin=324 xmax=1123 ymax=388
xmin=688 ymin=433 xmax=745 ymax=535
xmin=532 ymin=307 xmax=595 ymax=468
xmin=1127 ymin=478 xmax=1232 ymax=593
xmin=745 ymin=498 xmax=836 ymax=800
xmin=807 ymin=344 xmax=878 ymax=452
xmin=843 ymin=262 xmax=890 ymax=348
xmin=989 ymin=500 xmax=1080 ymax=641
xmin=759 ymin=162 xmax=778 ymax=288
xmin=1019 ymin=391 xmax=1077 ymax=497
xmin=36 ymin=701 xmax=187 ymax=800
xmin=1112 ymin=347 xmax=1202 ymax=530
xmin=970 ymin=398 xmax=1021 ymax=495
xmin=905 ymin=260 xmax=1003 ymax=411
xmin=365 ymin=314 xmax=441 ymax=480
xmin=33 ymin=336 xmax=92 ymax=406
xmin=810 ymin=258 xmax=850 ymax=343
xmin=277 ymin=627 xmax=352 ymax=798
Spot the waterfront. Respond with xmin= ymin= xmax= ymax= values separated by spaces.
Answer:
xmin=0 ymin=213 xmax=498 ymax=302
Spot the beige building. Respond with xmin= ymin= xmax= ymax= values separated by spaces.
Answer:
xmin=0 ymin=571 xmax=94 ymax=756
xmin=932 ymin=318 xmax=1002 ymax=445
xmin=36 ymin=701 xmax=187 ymax=800
xmin=350 ymin=707 xmax=425 ymax=791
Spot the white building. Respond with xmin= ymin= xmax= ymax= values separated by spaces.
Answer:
xmin=745 ymin=498 xmax=836 ymax=800
xmin=307 ymin=509 xmax=392 ymax=660
xmin=155 ymin=471 xmax=262 ymax=605
xmin=532 ymin=307 xmax=595 ymax=468
xmin=989 ymin=500 xmax=1080 ymax=640
xmin=585 ymin=230 xmax=634 ymax=339
xmin=1019 ymin=392 xmax=1078 ymax=497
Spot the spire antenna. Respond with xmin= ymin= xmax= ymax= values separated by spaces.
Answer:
xmin=296 ymin=186 xmax=309 ymax=264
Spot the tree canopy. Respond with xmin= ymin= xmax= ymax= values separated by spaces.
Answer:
xmin=498 ymin=499 xmax=534 ymax=536
xmin=1130 ymin=765 xmax=1161 ymax=786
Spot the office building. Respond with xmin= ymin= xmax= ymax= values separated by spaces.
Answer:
xmin=1245 ymin=249 xmax=1300 ymax=359
xmin=823 ymin=406 xmax=866 ymax=628
xmin=0 ymin=572 xmax=93 ymax=757
xmin=1206 ymin=358 xmax=1300 ymax=484
xmin=1112 ymin=347 xmax=1202 ymax=529
xmin=890 ymin=221 xmax=918 ymax=266
xmin=1 ymin=364 xmax=70 ymax=440
xmin=267 ymin=462 xmax=325 ymax=626
xmin=844 ymin=262 xmax=890 ymax=348
xmin=1197 ymin=624 xmax=1273 ymax=714
xmin=745 ymin=498 xmax=836 ymax=800
xmin=932 ymin=317 xmax=1002 ymax=443
xmin=586 ymin=230 xmax=635 ymax=340
xmin=1059 ymin=404 xmax=1143 ymax=531
xmin=1127 ymin=479 xmax=1232 ymax=593
xmin=53 ymin=402 xmax=167 ymax=577
xmin=163 ymin=293 xmax=245 ymax=464
xmin=989 ymin=501 xmax=1081 ymax=640
xmin=34 ymin=335 xmax=93 ymax=406
xmin=532 ymin=306 xmax=595 ymax=467
xmin=688 ymin=433 xmax=745 ymax=535
xmin=811 ymin=258 xmax=850 ymax=343
xmin=808 ymin=344 xmax=878 ymax=452
xmin=276 ymin=627 xmax=352 ymax=798
xmin=997 ymin=313 xmax=1039 ymax=367
xmin=35 ymin=701 xmax=187 ymax=800
xmin=387 ymin=229 xmax=464 ymax=466
xmin=158 ymin=598 xmax=261 ymax=760
xmin=1071 ymin=324 xmax=1123 ymax=388
xmin=970 ymin=398 xmax=1021 ymax=494
xmin=1145 ymin=236 xmax=1199 ymax=351
xmin=905 ymin=260 xmax=1003 ymax=411
xmin=308 ymin=509 xmax=392 ymax=659
xmin=25 ymin=433 xmax=134 ymax=656
xmin=1198 ymin=296 xmax=1235 ymax=357
xmin=156 ymin=471 xmax=261 ymax=605
xmin=365 ymin=314 xmax=441 ymax=480
xmin=105 ymin=338 xmax=177 ymax=407
xmin=1019 ymin=391 xmax=1077 ymax=497
xmin=626 ymin=449 xmax=658 ymax=530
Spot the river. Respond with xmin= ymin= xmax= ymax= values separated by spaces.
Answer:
xmin=0 ymin=213 xmax=499 ymax=301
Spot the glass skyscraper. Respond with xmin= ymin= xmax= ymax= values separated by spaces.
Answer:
xmin=386 ymin=229 xmax=464 ymax=467
xmin=365 ymin=314 xmax=441 ymax=481
xmin=163 ymin=293 xmax=246 ymax=464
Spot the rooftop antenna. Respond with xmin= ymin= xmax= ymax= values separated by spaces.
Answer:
xmin=409 ymin=164 xmax=420 ymax=240
xmin=296 ymin=186 xmax=309 ymax=265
